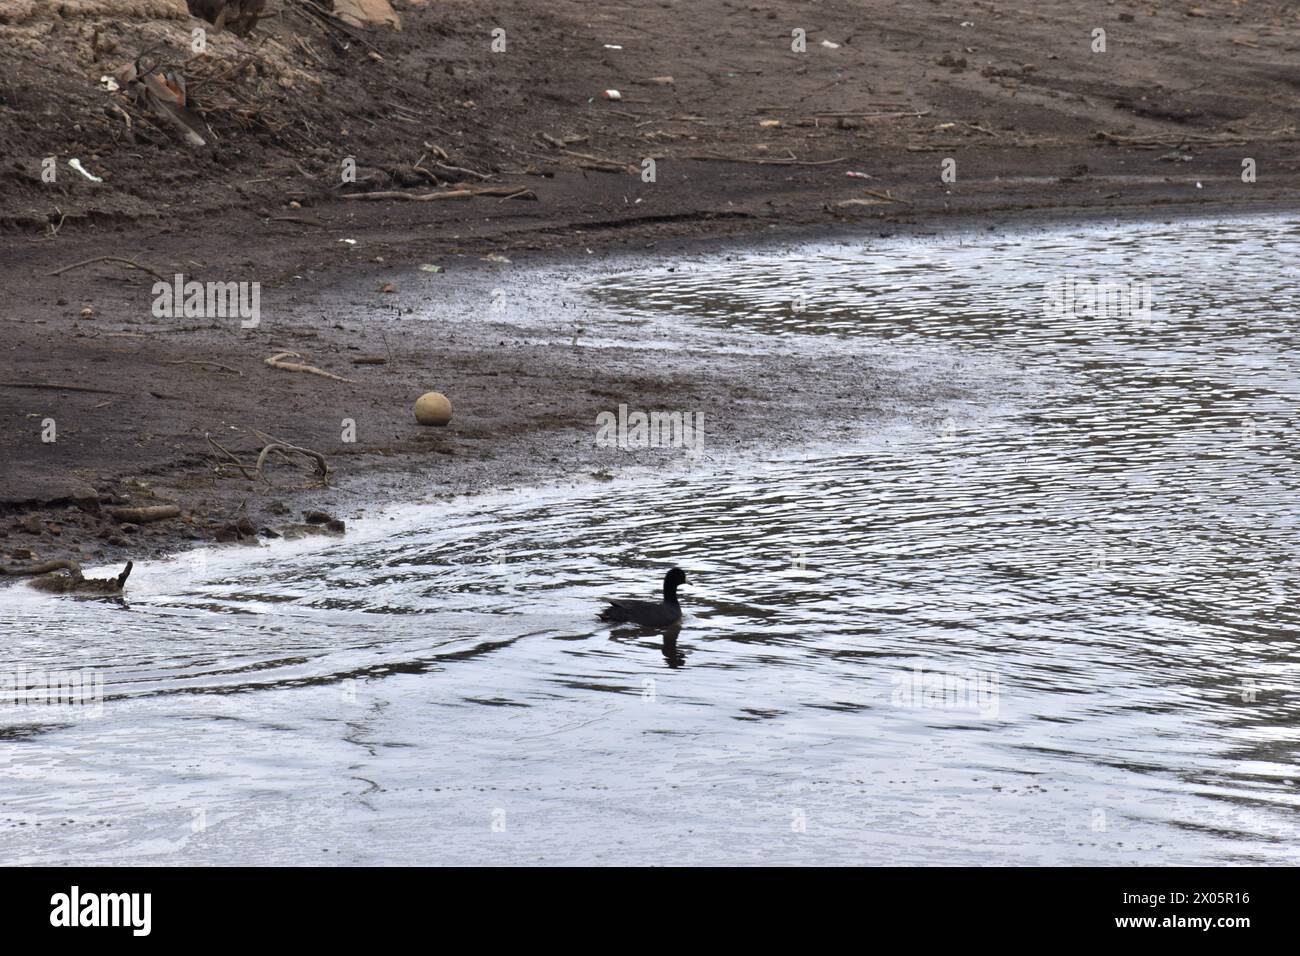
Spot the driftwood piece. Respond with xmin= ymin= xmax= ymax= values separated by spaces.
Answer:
xmin=0 ymin=559 xmax=81 ymax=577
xmin=107 ymin=505 xmax=181 ymax=524
xmin=265 ymin=350 xmax=355 ymax=383
xmin=4 ymin=560 xmax=133 ymax=594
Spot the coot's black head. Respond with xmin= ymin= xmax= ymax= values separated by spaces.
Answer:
xmin=664 ymin=567 xmax=687 ymax=592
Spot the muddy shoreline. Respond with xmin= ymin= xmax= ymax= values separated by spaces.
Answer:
xmin=1 ymin=207 xmax=1000 ymax=574
xmin=4 ymin=199 xmax=1296 ymax=581
xmin=3 ymin=0 xmax=1299 ymax=579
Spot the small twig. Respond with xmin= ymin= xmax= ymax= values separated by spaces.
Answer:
xmin=861 ymin=188 xmax=914 ymax=205
xmin=685 ymin=154 xmax=849 ymax=167
xmin=341 ymin=186 xmax=537 ymax=202
xmin=206 ymin=433 xmax=255 ymax=479
xmin=812 ymin=109 xmax=931 ymax=120
xmin=288 ymin=0 xmax=382 ymax=52
xmin=47 ymin=256 xmax=168 ymax=282
xmin=434 ymin=161 xmax=492 ymax=181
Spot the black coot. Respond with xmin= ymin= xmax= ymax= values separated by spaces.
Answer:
xmin=599 ymin=567 xmax=687 ymax=627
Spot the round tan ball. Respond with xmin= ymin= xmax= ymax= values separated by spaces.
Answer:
xmin=414 ymin=391 xmax=453 ymax=426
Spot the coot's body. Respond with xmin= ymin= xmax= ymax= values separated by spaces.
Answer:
xmin=599 ymin=568 xmax=687 ymax=627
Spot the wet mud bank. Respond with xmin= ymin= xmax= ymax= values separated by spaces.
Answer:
xmin=3 ymin=200 xmax=1297 ymax=580
xmin=0 ymin=231 xmax=998 ymax=576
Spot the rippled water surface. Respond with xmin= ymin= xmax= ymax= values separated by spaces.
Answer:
xmin=4 ymin=216 xmax=1300 ymax=865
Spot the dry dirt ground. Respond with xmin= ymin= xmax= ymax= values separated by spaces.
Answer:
xmin=1 ymin=0 xmax=1298 ymax=574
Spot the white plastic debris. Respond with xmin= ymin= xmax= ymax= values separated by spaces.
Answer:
xmin=99 ymin=75 xmax=120 ymax=92
xmin=68 ymin=159 xmax=103 ymax=183
xmin=603 ymin=44 xmax=623 ymax=50
xmin=339 ymin=238 xmax=357 ymax=245
xmin=820 ymin=40 xmax=840 ymax=49
xmin=602 ymin=89 xmax=622 ymax=100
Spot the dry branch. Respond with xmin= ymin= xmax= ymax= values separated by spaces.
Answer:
xmin=1 ymin=559 xmax=132 ymax=594
xmin=253 ymin=439 xmax=329 ymax=480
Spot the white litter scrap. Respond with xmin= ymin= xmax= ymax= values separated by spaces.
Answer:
xmin=68 ymin=159 xmax=103 ymax=183
xmin=603 ymin=44 xmax=623 ymax=50
xmin=821 ymin=40 xmax=840 ymax=49
xmin=99 ymin=75 xmax=119 ymax=92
